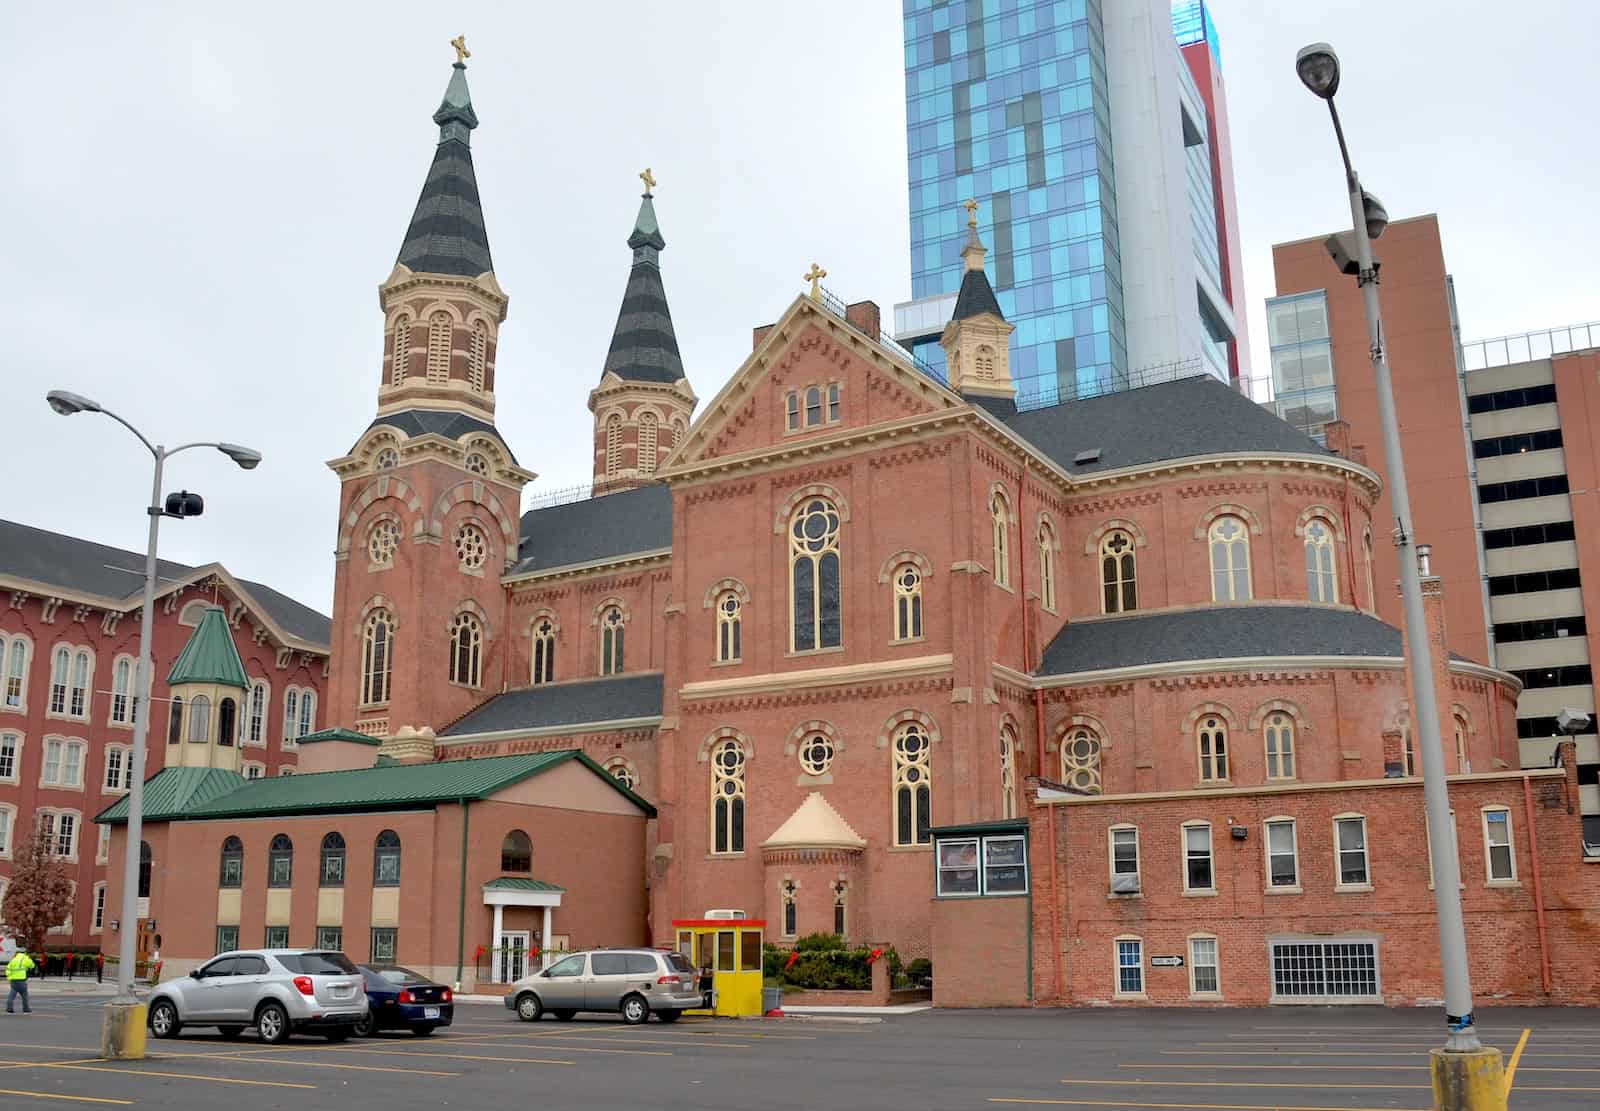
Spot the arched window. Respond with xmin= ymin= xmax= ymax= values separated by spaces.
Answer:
xmin=975 ymin=344 xmax=996 ymax=379
xmin=454 ymin=522 xmax=488 ymax=571
xmin=110 ymin=658 xmax=133 ymax=724
xmin=798 ymin=732 xmax=834 ymax=776
xmin=892 ymin=722 xmax=932 ymax=846
xmin=219 ymin=836 xmax=243 ymax=888
xmin=1208 ymin=516 xmax=1252 ymax=602
xmin=285 ymin=689 xmax=298 ymax=740
xmin=531 ymin=618 xmax=556 ymax=685
xmin=1264 ymin=712 xmax=1296 ymax=779
xmin=789 ymin=498 xmax=842 ymax=652
xmin=426 ymin=311 xmax=452 ymax=382
xmin=167 ymin=695 xmax=183 ymax=744
xmin=268 ymin=834 xmax=293 ymax=888
xmin=605 ymin=413 xmax=623 ymax=476
xmin=49 ymin=646 xmax=69 ymax=715
xmin=468 ymin=321 xmax=488 ymax=391
xmin=501 ymin=830 xmax=532 ymax=873
xmin=390 ymin=316 xmax=410 ymax=386
xmin=1100 ymin=530 xmax=1137 ymax=613
xmin=449 ymin=612 xmax=483 ymax=687
xmin=3 ymin=635 xmax=28 ymax=709
xmin=1038 ymin=521 xmax=1057 ymax=612
xmin=716 ymin=592 xmax=742 ymax=663
xmin=711 ymin=739 xmax=746 ymax=854
xmin=188 ymin=695 xmax=211 ymax=743
xmin=374 ymin=830 xmax=401 ymax=887
xmin=600 ymin=606 xmax=625 ymax=675
xmin=320 ymin=832 xmax=345 ymax=888
xmin=299 ymin=691 xmax=315 ymax=738
xmin=672 ymin=417 xmax=688 ymax=448
xmin=464 ymin=451 xmax=489 ymax=475
xmin=833 ymin=880 xmax=847 ymax=936
xmin=375 ymin=446 xmax=399 ymax=470
xmin=217 ymin=698 xmax=237 ymax=747
xmin=1305 ymin=519 xmax=1337 ymax=603
xmin=361 ymin=611 xmax=393 ymax=706
xmin=70 ymin=650 xmax=90 ymax=717
xmin=1454 ymin=712 xmax=1471 ymax=773
xmin=247 ymin=681 xmax=267 ymax=745
xmin=991 ymin=493 xmax=1011 ymax=588
xmin=606 ymin=759 xmax=637 ymax=790
xmin=1000 ymin=723 xmax=1018 ymax=819
xmin=638 ymin=412 xmax=658 ymax=475
xmin=786 ymin=391 xmax=800 ymax=430
xmin=781 ymin=879 xmax=798 ymax=938
xmin=1400 ymin=717 xmax=1417 ymax=777
xmin=892 ymin=564 xmax=923 ymax=641
xmin=1060 ymin=726 xmax=1102 ymax=793
xmin=138 ymin=841 xmax=152 ymax=899
xmin=805 ymin=387 xmax=823 ymax=427
xmin=1363 ymin=527 xmax=1376 ymax=612
xmin=1197 ymin=715 xmax=1229 ymax=782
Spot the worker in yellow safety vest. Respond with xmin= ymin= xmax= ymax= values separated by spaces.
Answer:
xmin=6 ymin=947 xmax=35 ymax=1014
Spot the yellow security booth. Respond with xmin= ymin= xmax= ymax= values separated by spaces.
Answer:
xmin=672 ymin=916 xmax=765 ymax=1017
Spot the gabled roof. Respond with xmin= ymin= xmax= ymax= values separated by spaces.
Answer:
xmin=95 ymin=766 xmax=245 ymax=824
xmin=1001 ymin=374 xmax=1331 ymax=475
xmin=395 ymin=63 xmax=494 ymax=278
xmin=599 ymin=192 xmax=685 ymax=385
xmin=1035 ymin=604 xmax=1410 ymax=678
xmin=297 ymin=727 xmax=382 ymax=747
xmin=440 ymin=673 xmax=665 ymax=738
xmin=512 ymin=484 xmax=672 ymax=575
xmin=0 ymin=518 xmax=331 ymax=649
xmin=167 ymin=605 xmax=249 ymax=688
xmin=358 ymin=409 xmax=519 ymax=465
xmin=762 ymin=792 xmax=867 ymax=852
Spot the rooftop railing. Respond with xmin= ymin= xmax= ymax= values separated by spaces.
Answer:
xmin=1461 ymin=321 xmax=1600 ymax=371
xmin=1014 ymin=356 xmax=1207 ymax=412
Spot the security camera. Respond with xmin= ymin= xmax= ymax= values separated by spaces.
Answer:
xmin=1556 ymin=708 xmax=1593 ymax=735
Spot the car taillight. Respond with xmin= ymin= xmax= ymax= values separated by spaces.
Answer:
xmin=657 ymin=974 xmax=683 ymax=986
xmin=293 ymin=976 xmax=315 ymax=996
xmin=398 ymin=989 xmax=415 ymax=1004
xmin=442 ymin=988 xmax=452 ymax=1003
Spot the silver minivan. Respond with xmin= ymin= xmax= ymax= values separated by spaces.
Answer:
xmin=147 ymin=950 xmax=368 ymax=1043
xmin=505 ymin=948 xmax=701 ymax=1025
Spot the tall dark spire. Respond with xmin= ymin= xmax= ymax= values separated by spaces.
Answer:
xmin=951 ymin=203 xmax=1005 ymax=322
xmin=395 ymin=61 xmax=494 ymax=278
xmin=600 ymin=177 xmax=684 ymax=384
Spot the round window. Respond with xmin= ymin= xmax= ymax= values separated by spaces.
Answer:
xmin=454 ymin=523 xmax=488 ymax=571
xmin=465 ymin=452 xmax=489 ymax=475
xmin=367 ymin=519 xmax=400 ymax=566
xmin=375 ymin=447 xmax=399 ymax=470
xmin=799 ymin=734 xmax=834 ymax=776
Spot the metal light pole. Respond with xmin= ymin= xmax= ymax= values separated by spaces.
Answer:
xmin=1296 ymin=48 xmax=1505 ymax=1104
xmin=46 ymin=390 xmax=260 ymax=1055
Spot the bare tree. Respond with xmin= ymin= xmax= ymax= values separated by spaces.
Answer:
xmin=1 ymin=827 xmax=75 ymax=951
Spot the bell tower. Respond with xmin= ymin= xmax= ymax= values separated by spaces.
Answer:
xmin=940 ymin=201 xmax=1017 ymax=406
xmin=165 ymin=606 xmax=248 ymax=772
xmin=326 ymin=44 xmax=534 ymax=746
xmin=589 ymin=171 xmax=696 ymax=494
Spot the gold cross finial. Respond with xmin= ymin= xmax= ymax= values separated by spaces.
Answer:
xmin=964 ymin=197 xmax=979 ymax=227
xmin=803 ymin=263 xmax=828 ymax=300
xmin=640 ymin=167 xmax=656 ymax=195
xmin=450 ymin=35 xmax=471 ymax=65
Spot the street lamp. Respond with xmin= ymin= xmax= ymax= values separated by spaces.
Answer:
xmin=1297 ymin=44 xmax=1504 ymax=1097
xmin=46 ymin=389 xmax=260 ymax=1057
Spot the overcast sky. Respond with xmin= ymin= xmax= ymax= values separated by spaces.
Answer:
xmin=3 ymin=1 xmax=1593 ymax=618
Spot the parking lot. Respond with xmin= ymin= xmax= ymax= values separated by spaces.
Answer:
xmin=0 ymin=998 xmax=1594 ymax=1109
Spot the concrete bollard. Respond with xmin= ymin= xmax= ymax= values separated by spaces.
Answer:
xmin=100 ymin=1001 xmax=148 ymax=1060
xmin=1430 ymin=1047 xmax=1506 ymax=1111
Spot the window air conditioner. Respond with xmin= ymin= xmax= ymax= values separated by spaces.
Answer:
xmin=1110 ymin=874 xmax=1141 ymax=895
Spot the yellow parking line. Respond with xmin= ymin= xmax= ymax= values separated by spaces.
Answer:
xmin=203 ymin=1053 xmax=459 ymax=1077
xmin=303 ymin=1046 xmax=579 ymax=1066
xmin=1505 ymin=1028 xmax=1531 ymax=1095
xmin=36 ymin=1062 xmax=314 ymax=1089
xmin=0 ymin=1088 xmax=132 ymax=1106
xmin=1122 ymin=1063 xmax=1600 ymax=1075
xmin=1064 ymin=1079 xmax=1429 ymax=1092
xmin=454 ymin=1031 xmax=752 ymax=1049
xmin=992 ymin=1098 xmax=1422 ymax=1110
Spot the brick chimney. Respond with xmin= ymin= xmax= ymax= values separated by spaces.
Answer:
xmin=1381 ymin=728 xmax=1405 ymax=778
xmin=844 ymin=300 xmax=882 ymax=339
xmin=752 ymin=323 xmax=776 ymax=350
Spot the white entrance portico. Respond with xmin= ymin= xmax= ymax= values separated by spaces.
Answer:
xmin=484 ymin=878 xmax=566 ymax=981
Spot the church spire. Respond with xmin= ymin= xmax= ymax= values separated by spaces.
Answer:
xmin=599 ymin=170 xmax=684 ymax=385
xmin=941 ymin=200 xmax=1016 ymax=407
xmin=394 ymin=53 xmax=494 ymax=279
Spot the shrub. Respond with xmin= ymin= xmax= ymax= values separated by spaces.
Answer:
xmin=793 ymin=932 xmax=847 ymax=953
xmin=906 ymin=958 xmax=933 ymax=984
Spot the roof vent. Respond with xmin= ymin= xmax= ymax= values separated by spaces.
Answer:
xmin=1073 ymin=448 xmax=1102 ymax=466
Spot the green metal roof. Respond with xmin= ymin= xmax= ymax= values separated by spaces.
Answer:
xmin=166 ymin=605 xmax=249 ymax=689
xmin=929 ymin=818 xmax=1029 ymax=838
xmin=95 ymin=766 xmax=246 ymax=824
xmin=483 ymin=877 xmax=566 ymax=892
xmin=297 ymin=728 xmax=382 ymax=747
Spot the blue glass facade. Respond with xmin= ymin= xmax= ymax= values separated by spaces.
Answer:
xmin=903 ymin=0 xmax=1127 ymax=404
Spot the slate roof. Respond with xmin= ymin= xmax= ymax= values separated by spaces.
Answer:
xmin=513 ymin=484 xmax=672 ymax=574
xmin=358 ymin=409 xmax=519 ymax=465
xmin=100 ymin=749 xmax=655 ymax=823
xmin=952 ymin=260 xmax=1005 ymax=321
xmin=1035 ymin=604 xmax=1409 ymax=677
xmin=395 ymin=63 xmax=494 ymax=279
xmin=0 ymin=518 xmax=331 ymax=648
xmin=599 ymin=192 xmax=686 ymax=385
xmin=440 ymin=673 xmax=665 ymax=737
xmin=167 ymin=605 xmax=249 ymax=688
xmin=95 ymin=767 xmax=245 ymax=824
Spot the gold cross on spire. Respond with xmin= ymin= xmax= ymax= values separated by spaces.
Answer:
xmin=803 ymin=263 xmax=828 ymax=301
xmin=450 ymin=35 xmax=471 ymax=65
xmin=964 ymin=197 xmax=979 ymax=227
xmin=640 ymin=167 xmax=657 ymax=195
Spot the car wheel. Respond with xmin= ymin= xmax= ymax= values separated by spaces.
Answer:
xmin=256 ymin=1001 xmax=291 ymax=1045
xmin=218 ymin=1025 xmax=245 ymax=1040
xmin=352 ymin=1013 xmax=376 ymax=1038
xmin=515 ymin=992 xmax=543 ymax=1022
xmin=410 ymin=1025 xmax=435 ymax=1037
xmin=552 ymin=1009 xmax=576 ymax=1021
xmin=147 ymin=999 xmax=181 ymax=1039
xmin=655 ymin=1009 xmax=681 ymax=1023
xmin=620 ymin=994 xmax=649 ymax=1026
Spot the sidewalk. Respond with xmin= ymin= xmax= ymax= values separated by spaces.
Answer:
xmin=25 ymin=979 xmax=123 ymax=996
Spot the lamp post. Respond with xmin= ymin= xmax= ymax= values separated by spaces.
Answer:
xmin=46 ymin=390 xmax=259 ymax=1057
xmin=1296 ymin=45 xmax=1506 ymax=1106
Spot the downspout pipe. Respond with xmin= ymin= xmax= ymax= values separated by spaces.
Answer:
xmin=1521 ymin=775 xmax=1553 ymax=995
xmin=455 ymin=798 xmax=471 ymax=989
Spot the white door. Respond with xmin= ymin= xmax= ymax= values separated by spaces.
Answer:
xmin=499 ymin=932 xmax=530 ymax=983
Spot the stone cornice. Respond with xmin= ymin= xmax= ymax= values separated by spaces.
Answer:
xmin=503 ymin=549 xmax=672 ymax=588
xmin=434 ymin=717 xmax=662 ymax=748
xmin=378 ymin=263 xmax=508 ymax=320
xmin=679 ymin=653 xmax=953 ymax=702
xmin=1037 ymin=765 xmax=1566 ymax=808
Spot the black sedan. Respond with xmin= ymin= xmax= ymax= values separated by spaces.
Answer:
xmin=352 ymin=965 xmax=454 ymax=1037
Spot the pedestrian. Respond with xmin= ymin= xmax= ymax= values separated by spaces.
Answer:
xmin=6 ymin=946 xmax=36 ymax=1014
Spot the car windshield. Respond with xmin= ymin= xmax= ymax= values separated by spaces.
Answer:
xmin=277 ymin=951 xmax=358 ymax=975
xmin=367 ymin=966 xmax=428 ymax=984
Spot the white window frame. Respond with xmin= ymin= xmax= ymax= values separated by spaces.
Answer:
xmin=103 ymin=744 xmax=132 ymax=793
xmin=244 ymin=679 xmax=269 ymax=748
xmin=0 ymin=803 xmax=15 ymax=859
xmin=1108 ymin=824 xmax=1140 ymax=897
xmin=96 ymin=822 xmax=109 ymax=864
xmin=92 ymin=882 xmax=106 ymax=933
xmin=1264 ymin=817 xmax=1301 ymax=893
xmin=0 ymin=732 xmax=21 ymax=785
xmin=243 ymin=761 xmax=266 ymax=780
xmin=1182 ymin=821 xmax=1215 ymax=895
xmin=1113 ymin=935 xmax=1145 ymax=999
xmin=1481 ymin=806 xmax=1518 ymax=885
xmin=1268 ymin=935 xmax=1382 ymax=1004
xmin=1263 ymin=713 xmax=1296 ymax=781
xmin=41 ymin=736 xmax=86 ymax=790
xmin=108 ymin=655 xmax=136 ymax=728
xmin=1333 ymin=813 xmax=1371 ymax=891
xmin=0 ymin=632 xmax=31 ymax=714
xmin=1188 ymin=934 xmax=1221 ymax=998
xmin=38 ymin=808 xmax=81 ymax=862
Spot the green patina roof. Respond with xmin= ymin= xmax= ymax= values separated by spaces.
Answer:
xmin=483 ymin=877 xmax=566 ymax=892
xmin=95 ymin=766 xmax=246 ymax=824
xmin=98 ymin=749 xmax=655 ymax=825
xmin=297 ymin=728 xmax=382 ymax=747
xmin=929 ymin=818 xmax=1029 ymax=838
xmin=166 ymin=605 xmax=249 ymax=689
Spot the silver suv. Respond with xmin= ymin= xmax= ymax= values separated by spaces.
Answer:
xmin=506 ymin=948 xmax=701 ymax=1025
xmin=147 ymin=950 xmax=369 ymax=1044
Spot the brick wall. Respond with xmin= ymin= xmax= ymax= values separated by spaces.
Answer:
xmin=931 ymin=893 xmax=1030 ymax=1007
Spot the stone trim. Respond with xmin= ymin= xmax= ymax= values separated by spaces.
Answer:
xmin=336 ymin=477 xmax=423 ymax=557
xmin=447 ymin=598 xmax=493 ymax=641
xmin=1180 ymin=701 xmax=1239 ymax=735
xmin=876 ymin=708 xmax=942 ymax=749
xmin=1048 ymin=712 xmax=1109 ymax=754
xmin=697 ymin=725 xmax=754 ymax=764
xmin=1038 ymin=766 xmax=1566 ymax=808
xmin=784 ymin=718 xmax=842 ymax=758
xmin=429 ymin=480 xmax=518 ymax=549
xmin=679 ymin=653 xmax=953 ymax=701
xmin=591 ymin=596 xmax=631 ymax=626
xmin=877 ymin=550 xmax=934 ymax=583
xmin=355 ymin=594 xmax=399 ymax=634
xmin=1193 ymin=502 xmax=1265 ymax=540
xmin=527 ymin=607 xmax=561 ymax=634
xmin=1083 ymin=517 xmax=1150 ymax=556
xmin=772 ymin=483 xmax=852 ymax=534
xmin=702 ymin=577 xmax=752 ymax=609
xmin=1247 ymin=698 xmax=1311 ymax=732
xmin=1294 ymin=504 xmax=1347 ymax=541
